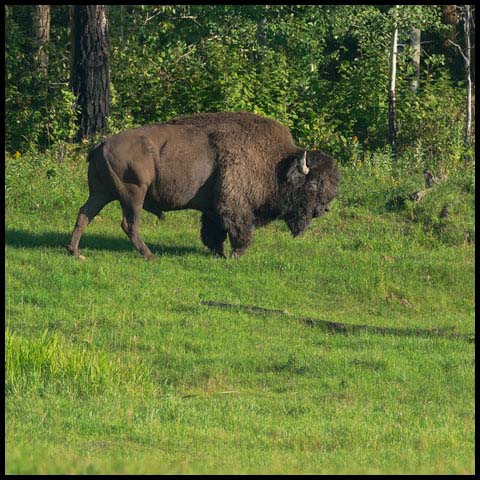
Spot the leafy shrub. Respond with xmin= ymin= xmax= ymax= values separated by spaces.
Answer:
xmin=396 ymin=72 xmax=470 ymax=175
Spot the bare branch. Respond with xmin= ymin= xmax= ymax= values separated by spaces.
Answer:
xmin=173 ymin=15 xmax=202 ymax=27
xmin=174 ymin=45 xmax=196 ymax=64
xmin=446 ymin=39 xmax=468 ymax=63
xmin=144 ymin=10 xmax=163 ymax=25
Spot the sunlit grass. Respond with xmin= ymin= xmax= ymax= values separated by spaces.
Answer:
xmin=5 ymin=150 xmax=475 ymax=474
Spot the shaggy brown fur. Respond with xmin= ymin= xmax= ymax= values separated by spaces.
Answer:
xmin=67 ymin=112 xmax=340 ymax=259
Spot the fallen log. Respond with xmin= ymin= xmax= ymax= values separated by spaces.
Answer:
xmin=200 ymin=300 xmax=474 ymax=343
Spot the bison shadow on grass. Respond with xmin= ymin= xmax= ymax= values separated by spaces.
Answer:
xmin=5 ymin=228 xmax=204 ymax=257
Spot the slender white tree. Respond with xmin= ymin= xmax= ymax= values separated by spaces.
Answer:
xmin=446 ymin=5 xmax=473 ymax=145
xmin=389 ymin=5 xmax=399 ymax=150
xmin=463 ymin=5 xmax=472 ymax=145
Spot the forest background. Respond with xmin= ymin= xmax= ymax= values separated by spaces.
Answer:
xmin=5 ymin=5 xmax=475 ymax=164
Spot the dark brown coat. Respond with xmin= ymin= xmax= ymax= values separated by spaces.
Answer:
xmin=67 ymin=112 xmax=340 ymax=259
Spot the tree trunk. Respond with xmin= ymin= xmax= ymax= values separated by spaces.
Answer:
xmin=410 ymin=27 xmax=421 ymax=93
xmin=388 ymin=6 xmax=399 ymax=150
xmin=33 ymin=5 xmax=50 ymax=77
xmin=441 ymin=4 xmax=458 ymax=45
xmin=71 ymin=5 xmax=110 ymax=141
xmin=463 ymin=5 xmax=472 ymax=145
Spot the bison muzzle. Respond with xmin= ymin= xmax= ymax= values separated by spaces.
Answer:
xmin=67 ymin=112 xmax=340 ymax=259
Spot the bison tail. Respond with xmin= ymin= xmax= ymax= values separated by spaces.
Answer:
xmin=102 ymin=150 xmax=131 ymax=203
xmin=86 ymin=142 xmax=127 ymax=202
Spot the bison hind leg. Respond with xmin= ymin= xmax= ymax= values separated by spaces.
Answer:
xmin=200 ymin=213 xmax=227 ymax=258
xmin=120 ymin=185 xmax=155 ymax=260
xmin=67 ymin=192 xmax=113 ymax=258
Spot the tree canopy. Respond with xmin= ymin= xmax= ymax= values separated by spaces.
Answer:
xmin=5 ymin=5 xmax=474 ymax=166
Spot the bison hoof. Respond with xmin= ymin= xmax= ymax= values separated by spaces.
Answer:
xmin=66 ymin=245 xmax=79 ymax=256
xmin=213 ymin=247 xmax=227 ymax=258
xmin=65 ymin=245 xmax=86 ymax=260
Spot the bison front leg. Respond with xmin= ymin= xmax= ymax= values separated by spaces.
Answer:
xmin=200 ymin=213 xmax=227 ymax=257
xmin=223 ymin=214 xmax=254 ymax=258
xmin=217 ymin=192 xmax=254 ymax=258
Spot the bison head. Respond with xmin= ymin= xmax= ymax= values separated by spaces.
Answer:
xmin=281 ymin=150 xmax=340 ymax=237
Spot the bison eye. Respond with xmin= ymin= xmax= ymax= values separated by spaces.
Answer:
xmin=313 ymin=205 xmax=329 ymax=218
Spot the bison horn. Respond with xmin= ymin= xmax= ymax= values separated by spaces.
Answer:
xmin=298 ymin=151 xmax=309 ymax=175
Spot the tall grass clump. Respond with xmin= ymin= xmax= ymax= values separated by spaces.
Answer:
xmin=5 ymin=329 xmax=152 ymax=397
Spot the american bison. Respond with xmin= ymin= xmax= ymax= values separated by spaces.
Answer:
xmin=67 ymin=112 xmax=339 ymax=259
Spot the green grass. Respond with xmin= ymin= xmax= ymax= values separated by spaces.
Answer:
xmin=5 ymin=148 xmax=475 ymax=474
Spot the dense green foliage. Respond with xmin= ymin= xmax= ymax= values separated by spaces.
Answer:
xmin=5 ymin=5 xmax=474 ymax=167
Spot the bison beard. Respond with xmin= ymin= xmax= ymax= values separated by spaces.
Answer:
xmin=67 ymin=112 xmax=339 ymax=259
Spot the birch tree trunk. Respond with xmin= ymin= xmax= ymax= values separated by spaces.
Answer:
xmin=33 ymin=5 xmax=50 ymax=77
xmin=71 ymin=5 xmax=110 ymax=141
xmin=446 ymin=6 xmax=474 ymax=145
xmin=463 ymin=5 xmax=472 ymax=145
xmin=388 ymin=5 xmax=399 ymax=150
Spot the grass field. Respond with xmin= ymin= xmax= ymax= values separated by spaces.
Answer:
xmin=5 ymin=147 xmax=475 ymax=474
